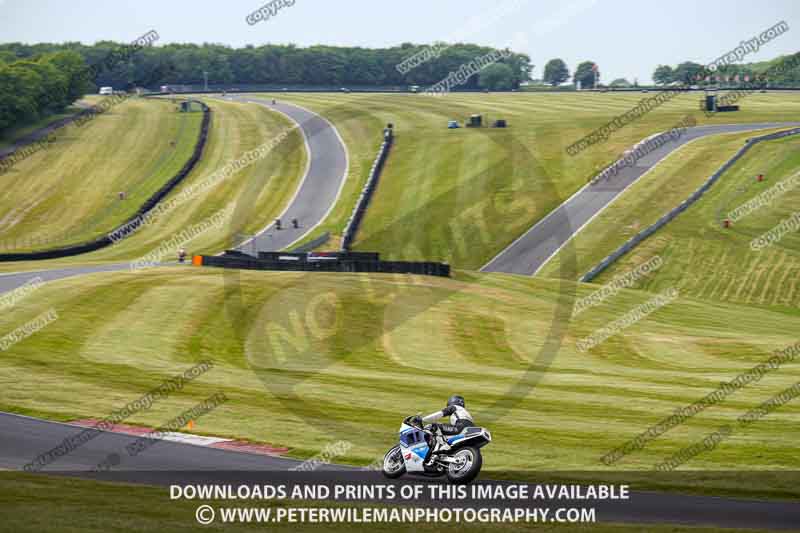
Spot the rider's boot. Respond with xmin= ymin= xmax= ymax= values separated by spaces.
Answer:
xmin=425 ymin=435 xmax=451 ymax=466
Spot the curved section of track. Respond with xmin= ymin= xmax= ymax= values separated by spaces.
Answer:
xmin=481 ymin=122 xmax=800 ymax=276
xmin=222 ymin=95 xmax=348 ymax=252
xmin=3 ymin=115 xmax=800 ymax=530
xmin=0 ymin=96 xmax=349 ymax=294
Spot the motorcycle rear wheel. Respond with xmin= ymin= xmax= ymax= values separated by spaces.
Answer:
xmin=446 ymin=446 xmax=482 ymax=484
xmin=382 ymin=445 xmax=406 ymax=479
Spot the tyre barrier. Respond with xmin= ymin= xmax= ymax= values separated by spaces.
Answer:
xmin=340 ymin=128 xmax=394 ymax=251
xmin=580 ymin=126 xmax=800 ymax=283
xmin=198 ymin=250 xmax=450 ymax=278
xmin=0 ymin=101 xmax=211 ymax=262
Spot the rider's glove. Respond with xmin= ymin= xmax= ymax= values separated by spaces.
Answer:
xmin=412 ymin=416 xmax=423 ymax=426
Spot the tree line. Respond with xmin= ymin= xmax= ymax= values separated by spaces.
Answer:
xmin=542 ymin=58 xmax=598 ymax=88
xmin=0 ymin=41 xmax=532 ymax=91
xmin=540 ymin=53 xmax=800 ymax=88
xmin=652 ymin=54 xmax=800 ymax=85
xmin=0 ymin=50 xmax=89 ymax=135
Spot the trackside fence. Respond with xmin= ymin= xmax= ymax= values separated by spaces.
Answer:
xmin=580 ymin=126 xmax=800 ymax=283
xmin=198 ymin=250 xmax=449 ymax=277
xmin=0 ymin=101 xmax=211 ymax=261
xmin=341 ymin=128 xmax=394 ymax=251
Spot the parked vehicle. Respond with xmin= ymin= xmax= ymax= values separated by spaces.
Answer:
xmin=447 ymin=120 xmax=460 ymax=129
xmin=382 ymin=415 xmax=491 ymax=484
xmin=99 ymin=86 xmax=113 ymax=95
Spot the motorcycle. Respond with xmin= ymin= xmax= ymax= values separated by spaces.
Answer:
xmin=381 ymin=415 xmax=491 ymax=484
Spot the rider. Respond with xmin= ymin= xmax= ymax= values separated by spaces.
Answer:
xmin=415 ymin=395 xmax=473 ymax=458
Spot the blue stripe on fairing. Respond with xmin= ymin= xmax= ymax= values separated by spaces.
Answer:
xmin=412 ymin=445 xmax=429 ymax=458
xmin=447 ymin=434 xmax=467 ymax=444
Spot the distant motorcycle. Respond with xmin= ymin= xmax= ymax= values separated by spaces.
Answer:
xmin=382 ymin=415 xmax=491 ymax=484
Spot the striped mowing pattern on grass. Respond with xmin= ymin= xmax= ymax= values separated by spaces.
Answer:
xmin=0 ymin=97 xmax=307 ymax=272
xmin=588 ymin=134 xmax=800 ymax=308
xmin=254 ymin=92 xmax=800 ymax=268
xmin=0 ymin=98 xmax=203 ymax=252
xmin=0 ymin=268 xmax=799 ymax=484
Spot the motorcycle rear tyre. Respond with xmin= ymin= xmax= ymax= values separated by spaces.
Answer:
xmin=446 ymin=446 xmax=482 ymax=484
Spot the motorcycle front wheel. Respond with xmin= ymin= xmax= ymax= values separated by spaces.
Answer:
xmin=446 ymin=446 xmax=482 ymax=484
xmin=382 ymin=445 xmax=406 ymax=479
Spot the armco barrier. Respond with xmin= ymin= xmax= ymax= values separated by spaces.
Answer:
xmin=580 ymin=126 xmax=800 ymax=283
xmin=341 ymin=128 xmax=394 ymax=251
xmin=0 ymin=100 xmax=211 ymax=261
xmin=199 ymin=251 xmax=449 ymax=278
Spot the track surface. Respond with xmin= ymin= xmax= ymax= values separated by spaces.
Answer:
xmin=481 ymin=122 xmax=800 ymax=276
xmin=0 ymin=263 xmax=135 ymax=294
xmin=222 ymin=95 xmax=348 ymax=253
xmin=2 ymin=109 xmax=800 ymax=529
xmin=2 ymin=411 xmax=799 ymax=530
xmin=0 ymin=95 xmax=349 ymax=295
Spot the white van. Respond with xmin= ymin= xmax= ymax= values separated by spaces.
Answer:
xmin=99 ymin=86 xmax=114 ymax=95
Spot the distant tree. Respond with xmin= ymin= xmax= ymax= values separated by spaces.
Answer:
xmin=479 ymin=63 xmax=515 ymax=90
xmin=0 ymin=51 xmax=17 ymax=65
xmin=573 ymin=61 xmax=598 ymax=88
xmin=48 ymin=50 xmax=92 ymax=102
xmin=652 ymin=65 xmax=674 ymax=85
xmin=507 ymin=52 xmax=534 ymax=88
xmin=543 ymin=58 xmax=569 ymax=86
xmin=763 ymin=52 xmax=800 ymax=84
xmin=19 ymin=58 xmax=67 ymax=111
xmin=609 ymin=78 xmax=631 ymax=87
xmin=673 ymin=61 xmax=705 ymax=84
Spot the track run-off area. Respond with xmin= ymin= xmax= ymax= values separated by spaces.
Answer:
xmin=2 ymin=93 xmax=800 ymax=530
xmin=0 ymin=97 xmax=349 ymax=294
xmin=482 ymin=121 xmax=800 ymax=275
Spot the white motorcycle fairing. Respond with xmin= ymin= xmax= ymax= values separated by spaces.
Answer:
xmin=398 ymin=421 xmax=429 ymax=473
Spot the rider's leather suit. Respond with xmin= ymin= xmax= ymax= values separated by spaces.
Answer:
xmin=422 ymin=405 xmax=473 ymax=435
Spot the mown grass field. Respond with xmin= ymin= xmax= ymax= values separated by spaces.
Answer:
xmin=542 ymin=132 xmax=800 ymax=308
xmin=538 ymin=128 xmax=789 ymax=279
xmin=1 ymin=268 xmax=799 ymax=497
xmin=1 ymin=91 xmax=799 ymax=508
xmin=0 ymin=97 xmax=203 ymax=251
xmin=0 ymin=100 xmax=89 ymax=151
xmin=0 ymin=96 xmax=306 ymax=271
xmin=3 ymin=473 xmax=777 ymax=533
xmin=258 ymin=92 xmax=800 ymax=269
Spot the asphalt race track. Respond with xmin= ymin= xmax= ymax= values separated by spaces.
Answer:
xmin=2 ymin=107 xmax=800 ymax=529
xmin=0 ymin=263 xmax=135 ymax=294
xmin=222 ymin=96 xmax=348 ymax=253
xmin=0 ymin=95 xmax=349 ymax=295
xmin=481 ymin=122 xmax=800 ymax=276
xmin=2 ymin=412 xmax=799 ymax=530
